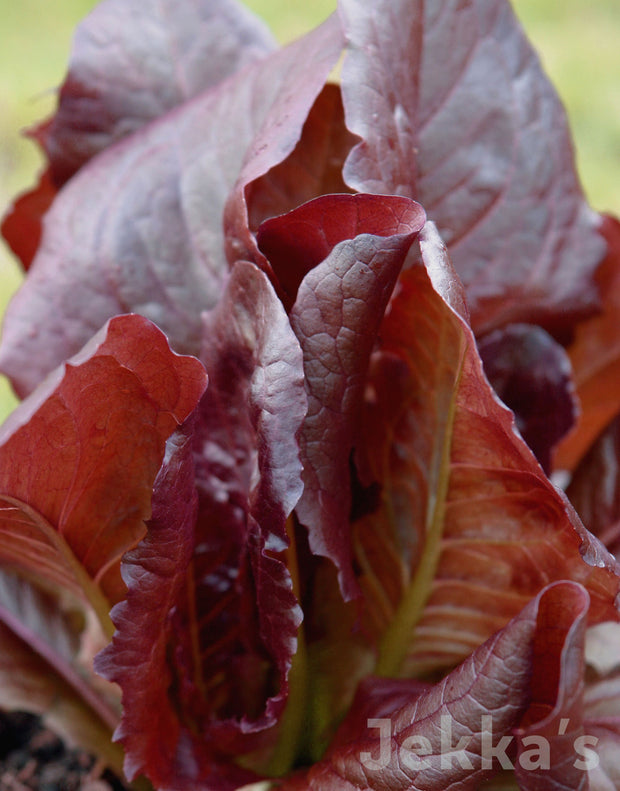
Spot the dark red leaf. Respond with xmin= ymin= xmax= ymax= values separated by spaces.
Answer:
xmin=223 ymin=16 xmax=345 ymax=271
xmin=35 ymin=0 xmax=277 ymax=186
xmin=567 ymin=414 xmax=620 ymax=558
xmin=246 ymin=84 xmax=356 ymax=238
xmin=95 ymin=424 xmax=254 ymax=789
xmin=188 ymin=261 xmax=305 ymax=737
xmin=1 ymin=0 xmax=276 ymax=273
xmin=259 ymin=193 xmax=426 ymax=599
xmin=97 ymin=263 xmax=306 ymax=786
xmin=477 ymin=323 xmax=578 ymax=473
xmin=338 ymin=0 xmax=604 ymax=335
xmin=228 ymin=80 xmax=356 ymax=280
xmin=0 ymin=16 xmax=343 ymax=398
xmin=258 ymin=192 xmax=425 ymax=308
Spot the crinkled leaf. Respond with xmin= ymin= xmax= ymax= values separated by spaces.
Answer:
xmin=0 ymin=16 xmax=343 ymax=398
xmin=97 ymin=422 xmax=263 ymax=790
xmin=259 ymin=193 xmax=426 ymax=599
xmin=352 ymin=223 xmax=620 ymax=679
xmin=278 ymin=582 xmax=589 ymax=790
xmin=1 ymin=0 xmax=276 ymax=270
xmin=96 ymin=423 xmax=254 ymax=789
xmin=477 ymin=323 xmax=578 ymax=474
xmin=97 ymin=263 xmax=306 ymax=787
xmin=258 ymin=191 xmax=426 ymax=308
xmin=557 ymin=215 xmax=620 ymax=472
xmin=0 ymin=570 xmax=124 ymax=775
xmin=0 ymin=314 xmax=207 ymax=618
xmin=189 ymin=261 xmax=305 ymax=735
xmin=338 ymin=0 xmax=604 ymax=334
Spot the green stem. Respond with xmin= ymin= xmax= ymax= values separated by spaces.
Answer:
xmin=374 ymin=518 xmax=444 ymax=677
xmin=266 ymin=517 xmax=308 ymax=776
xmin=374 ymin=349 xmax=464 ymax=677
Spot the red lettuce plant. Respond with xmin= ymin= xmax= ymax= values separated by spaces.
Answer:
xmin=2 ymin=0 xmax=620 ymax=789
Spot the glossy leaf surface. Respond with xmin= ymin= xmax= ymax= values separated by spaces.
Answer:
xmin=338 ymin=0 xmax=604 ymax=334
xmin=260 ymin=193 xmax=426 ymax=598
xmin=0 ymin=16 xmax=343 ymax=397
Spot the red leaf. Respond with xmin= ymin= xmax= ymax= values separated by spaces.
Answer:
xmin=97 ymin=263 xmax=306 ymax=787
xmin=0 ymin=314 xmax=207 ymax=613
xmin=188 ymin=261 xmax=306 ymax=736
xmin=259 ymin=193 xmax=426 ymax=599
xmin=477 ymin=323 xmax=579 ymax=474
xmin=0 ymin=169 xmax=56 ymax=270
xmin=246 ymin=84 xmax=356 ymax=240
xmin=0 ymin=17 xmax=343 ymax=398
xmin=278 ymin=582 xmax=590 ymax=790
xmin=95 ymin=424 xmax=245 ymax=789
xmin=226 ymin=76 xmax=354 ymax=280
xmin=338 ymin=0 xmax=604 ymax=335
xmin=513 ymin=582 xmax=588 ymax=790
xmin=35 ymin=0 xmax=276 ymax=186
xmin=351 ymin=223 xmax=620 ymax=680
xmin=567 ymin=414 xmax=620 ymax=558
xmin=0 ymin=0 xmax=276 ymax=273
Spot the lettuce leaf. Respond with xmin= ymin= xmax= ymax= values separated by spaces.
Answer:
xmin=352 ymin=223 xmax=620 ymax=679
xmin=97 ymin=262 xmax=307 ymax=787
xmin=338 ymin=0 xmax=604 ymax=335
xmin=0 ymin=314 xmax=207 ymax=619
xmin=259 ymin=193 xmax=426 ymax=599
xmin=1 ymin=0 xmax=276 ymax=269
xmin=0 ymin=16 xmax=343 ymax=397
xmin=277 ymin=583 xmax=591 ymax=790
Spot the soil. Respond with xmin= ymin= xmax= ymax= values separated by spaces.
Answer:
xmin=0 ymin=711 xmax=130 ymax=791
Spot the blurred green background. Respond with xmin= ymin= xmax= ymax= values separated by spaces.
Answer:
xmin=1 ymin=0 xmax=619 ymax=422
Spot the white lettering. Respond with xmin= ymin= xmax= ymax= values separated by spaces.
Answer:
xmin=573 ymin=735 xmax=599 ymax=771
xmin=400 ymin=734 xmax=432 ymax=771
xmin=360 ymin=718 xmax=392 ymax=770
xmin=440 ymin=715 xmax=474 ymax=770
xmin=481 ymin=715 xmax=514 ymax=770
xmin=518 ymin=735 xmax=550 ymax=771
